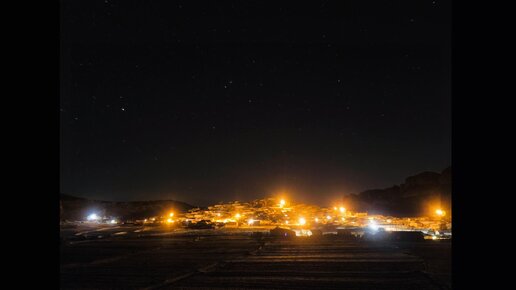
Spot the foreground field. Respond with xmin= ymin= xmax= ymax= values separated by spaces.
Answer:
xmin=60 ymin=225 xmax=450 ymax=289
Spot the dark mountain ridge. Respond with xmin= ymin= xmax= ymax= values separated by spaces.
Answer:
xmin=344 ymin=166 xmax=451 ymax=217
xmin=61 ymin=167 xmax=451 ymax=220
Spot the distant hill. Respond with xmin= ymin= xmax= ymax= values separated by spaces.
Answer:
xmin=343 ymin=167 xmax=451 ymax=217
xmin=60 ymin=194 xmax=195 ymax=221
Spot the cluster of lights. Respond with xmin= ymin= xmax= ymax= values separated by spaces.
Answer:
xmin=84 ymin=200 xmax=449 ymax=234
xmin=166 ymin=211 xmax=175 ymax=223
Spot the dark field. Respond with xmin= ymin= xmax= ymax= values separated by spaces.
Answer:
xmin=61 ymin=225 xmax=451 ymax=289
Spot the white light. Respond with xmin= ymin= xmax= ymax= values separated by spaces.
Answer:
xmin=299 ymin=217 xmax=306 ymax=225
xmin=315 ymin=218 xmax=319 ymax=223
xmin=248 ymin=219 xmax=254 ymax=225
xmin=339 ymin=207 xmax=346 ymax=213
xmin=87 ymin=213 xmax=98 ymax=221
xmin=326 ymin=215 xmax=332 ymax=220
xmin=110 ymin=219 xmax=116 ymax=224
xmin=368 ymin=220 xmax=379 ymax=231
xmin=295 ymin=229 xmax=313 ymax=237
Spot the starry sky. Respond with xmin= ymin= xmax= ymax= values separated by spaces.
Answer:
xmin=60 ymin=0 xmax=451 ymax=206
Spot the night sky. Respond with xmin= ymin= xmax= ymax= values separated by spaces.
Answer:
xmin=60 ymin=0 xmax=451 ymax=206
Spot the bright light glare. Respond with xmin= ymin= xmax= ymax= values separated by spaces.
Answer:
xmin=339 ymin=207 xmax=346 ymax=213
xmin=298 ymin=217 xmax=306 ymax=225
xmin=432 ymin=235 xmax=437 ymax=240
xmin=280 ymin=199 xmax=286 ymax=206
xmin=169 ymin=212 xmax=174 ymax=217
xmin=315 ymin=218 xmax=319 ymax=223
xmin=110 ymin=219 xmax=116 ymax=224
xmin=248 ymin=219 xmax=254 ymax=225
xmin=333 ymin=207 xmax=337 ymax=210
xmin=435 ymin=209 xmax=445 ymax=216
xmin=368 ymin=220 xmax=379 ymax=231
xmin=167 ymin=218 xmax=174 ymax=223
xmin=87 ymin=213 xmax=98 ymax=221
xmin=235 ymin=213 xmax=241 ymax=219
xmin=326 ymin=215 xmax=332 ymax=220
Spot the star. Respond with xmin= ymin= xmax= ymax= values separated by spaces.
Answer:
xmin=121 ymin=107 xmax=126 ymax=111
